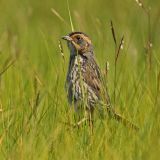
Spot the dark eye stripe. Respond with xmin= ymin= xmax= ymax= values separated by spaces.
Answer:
xmin=70 ymin=33 xmax=92 ymax=44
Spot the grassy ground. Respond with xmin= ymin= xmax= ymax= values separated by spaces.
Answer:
xmin=0 ymin=0 xmax=160 ymax=159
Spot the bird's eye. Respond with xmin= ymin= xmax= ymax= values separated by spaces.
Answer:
xmin=76 ymin=36 xmax=81 ymax=41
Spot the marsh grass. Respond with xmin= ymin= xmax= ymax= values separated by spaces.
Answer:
xmin=0 ymin=0 xmax=160 ymax=159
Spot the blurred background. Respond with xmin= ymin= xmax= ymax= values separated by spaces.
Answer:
xmin=0 ymin=0 xmax=160 ymax=159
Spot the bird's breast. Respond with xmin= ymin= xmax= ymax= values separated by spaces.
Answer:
xmin=66 ymin=56 xmax=86 ymax=102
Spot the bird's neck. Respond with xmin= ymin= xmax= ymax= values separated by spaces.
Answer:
xmin=68 ymin=51 xmax=94 ymax=70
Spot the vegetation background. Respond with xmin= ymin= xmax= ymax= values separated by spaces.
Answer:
xmin=0 ymin=0 xmax=160 ymax=159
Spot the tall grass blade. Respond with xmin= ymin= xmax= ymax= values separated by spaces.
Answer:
xmin=67 ymin=0 xmax=74 ymax=31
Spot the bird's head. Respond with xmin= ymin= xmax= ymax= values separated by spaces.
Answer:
xmin=62 ymin=32 xmax=93 ymax=56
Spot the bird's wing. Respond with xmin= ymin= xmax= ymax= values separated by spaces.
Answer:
xmin=82 ymin=54 xmax=111 ymax=106
xmin=82 ymin=56 xmax=102 ymax=98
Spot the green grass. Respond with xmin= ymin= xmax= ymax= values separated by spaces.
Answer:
xmin=0 ymin=0 xmax=160 ymax=159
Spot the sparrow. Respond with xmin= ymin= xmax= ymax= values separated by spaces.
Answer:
xmin=62 ymin=31 xmax=138 ymax=130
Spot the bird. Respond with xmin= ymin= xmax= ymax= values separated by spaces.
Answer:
xmin=62 ymin=31 xmax=138 ymax=131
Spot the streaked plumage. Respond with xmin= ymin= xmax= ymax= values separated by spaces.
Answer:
xmin=63 ymin=32 xmax=107 ymax=112
xmin=62 ymin=32 xmax=138 ymax=130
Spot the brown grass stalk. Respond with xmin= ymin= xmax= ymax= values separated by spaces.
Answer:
xmin=110 ymin=21 xmax=124 ymax=106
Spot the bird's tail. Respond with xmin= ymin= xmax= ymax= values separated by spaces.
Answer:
xmin=100 ymin=85 xmax=139 ymax=131
xmin=106 ymin=106 xmax=139 ymax=131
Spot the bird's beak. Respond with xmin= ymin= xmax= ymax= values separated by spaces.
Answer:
xmin=61 ymin=35 xmax=72 ymax=41
xmin=61 ymin=34 xmax=80 ymax=50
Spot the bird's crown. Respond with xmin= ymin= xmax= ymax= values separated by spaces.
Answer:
xmin=62 ymin=31 xmax=93 ymax=54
